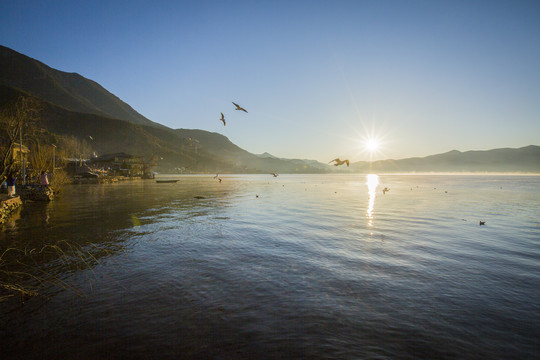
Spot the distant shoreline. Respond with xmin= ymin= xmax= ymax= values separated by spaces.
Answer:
xmin=154 ymin=172 xmax=540 ymax=176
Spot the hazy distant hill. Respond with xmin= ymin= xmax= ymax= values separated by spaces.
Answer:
xmin=350 ymin=146 xmax=540 ymax=173
xmin=0 ymin=45 xmax=162 ymax=128
xmin=1 ymin=45 xmax=538 ymax=174
xmin=173 ymin=129 xmax=329 ymax=173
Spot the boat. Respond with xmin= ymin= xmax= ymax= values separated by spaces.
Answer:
xmin=156 ymin=179 xmax=179 ymax=183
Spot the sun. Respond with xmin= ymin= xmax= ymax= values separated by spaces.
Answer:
xmin=348 ymin=122 xmax=391 ymax=161
xmin=365 ymin=139 xmax=379 ymax=153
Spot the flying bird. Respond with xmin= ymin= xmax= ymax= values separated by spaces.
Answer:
xmin=382 ymin=187 xmax=390 ymax=194
xmin=329 ymin=158 xmax=350 ymax=167
xmin=270 ymin=173 xmax=278 ymax=177
xmin=232 ymin=102 xmax=248 ymax=113
xmin=219 ymin=112 xmax=226 ymax=126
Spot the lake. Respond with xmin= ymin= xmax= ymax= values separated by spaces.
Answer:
xmin=1 ymin=174 xmax=539 ymax=359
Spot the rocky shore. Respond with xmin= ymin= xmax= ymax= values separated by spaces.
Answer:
xmin=0 ymin=195 xmax=22 ymax=225
xmin=1 ymin=186 xmax=54 ymax=225
xmin=18 ymin=185 xmax=55 ymax=201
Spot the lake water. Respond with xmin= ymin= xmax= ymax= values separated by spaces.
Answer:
xmin=1 ymin=174 xmax=539 ymax=359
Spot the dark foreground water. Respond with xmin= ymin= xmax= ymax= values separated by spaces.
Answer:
xmin=1 ymin=174 xmax=539 ymax=359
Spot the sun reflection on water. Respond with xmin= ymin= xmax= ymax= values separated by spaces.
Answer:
xmin=366 ymin=174 xmax=379 ymax=226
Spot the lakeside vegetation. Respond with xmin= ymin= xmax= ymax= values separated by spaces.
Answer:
xmin=0 ymin=237 xmax=125 ymax=304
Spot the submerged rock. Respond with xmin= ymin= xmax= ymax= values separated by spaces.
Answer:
xmin=19 ymin=186 xmax=55 ymax=202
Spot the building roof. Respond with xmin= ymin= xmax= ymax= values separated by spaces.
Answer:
xmin=92 ymin=153 xmax=140 ymax=162
xmin=12 ymin=142 xmax=30 ymax=153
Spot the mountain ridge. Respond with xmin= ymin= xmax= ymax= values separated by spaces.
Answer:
xmin=0 ymin=45 xmax=164 ymax=128
xmin=351 ymin=145 xmax=540 ymax=173
xmin=1 ymin=45 xmax=538 ymax=173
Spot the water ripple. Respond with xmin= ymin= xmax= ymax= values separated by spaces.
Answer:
xmin=1 ymin=175 xmax=539 ymax=359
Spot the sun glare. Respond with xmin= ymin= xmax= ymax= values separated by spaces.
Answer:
xmin=365 ymin=139 xmax=379 ymax=153
xmin=347 ymin=122 xmax=391 ymax=162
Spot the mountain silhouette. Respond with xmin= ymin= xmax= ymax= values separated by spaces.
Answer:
xmin=350 ymin=146 xmax=540 ymax=173
xmin=0 ymin=45 xmax=162 ymax=128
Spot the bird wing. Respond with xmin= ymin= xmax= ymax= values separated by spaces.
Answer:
xmin=233 ymin=102 xmax=248 ymax=112
xmin=328 ymin=158 xmax=340 ymax=163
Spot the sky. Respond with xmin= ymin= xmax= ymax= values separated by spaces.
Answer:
xmin=1 ymin=0 xmax=539 ymax=162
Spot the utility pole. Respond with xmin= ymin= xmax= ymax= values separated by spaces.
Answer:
xmin=52 ymin=144 xmax=57 ymax=174
xmin=20 ymin=122 xmax=26 ymax=185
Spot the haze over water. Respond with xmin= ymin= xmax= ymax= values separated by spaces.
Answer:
xmin=1 ymin=174 xmax=539 ymax=359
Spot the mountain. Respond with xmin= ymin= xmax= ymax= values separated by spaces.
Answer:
xmin=0 ymin=84 xmax=234 ymax=171
xmin=0 ymin=86 xmax=328 ymax=174
xmin=1 ymin=45 xmax=538 ymax=174
xmin=0 ymin=45 xmax=163 ymax=128
xmin=172 ymin=129 xmax=329 ymax=173
xmin=0 ymin=45 xmax=330 ymax=173
xmin=257 ymin=152 xmax=278 ymax=159
xmin=350 ymin=146 xmax=540 ymax=173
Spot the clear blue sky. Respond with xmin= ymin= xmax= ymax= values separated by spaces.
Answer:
xmin=1 ymin=0 xmax=539 ymax=162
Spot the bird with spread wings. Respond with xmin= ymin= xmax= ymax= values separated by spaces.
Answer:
xmin=329 ymin=158 xmax=350 ymax=167
xmin=219 ymin=112 xmax=226 ymax=126
xmin=232 ymin=102 xmax=248 ymax=113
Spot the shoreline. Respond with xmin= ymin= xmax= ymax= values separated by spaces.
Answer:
xmin=71 ymin=176 xmax=142 ymax=184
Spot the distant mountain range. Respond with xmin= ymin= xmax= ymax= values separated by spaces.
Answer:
xmin=350 ymin=146 xmax=540 ymax=173
xmin=1 ymin=45 xmax=539 ymax=173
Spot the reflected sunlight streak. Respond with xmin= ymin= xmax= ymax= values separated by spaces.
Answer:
xmin=366 ymin=174 xmax=379 ymax=227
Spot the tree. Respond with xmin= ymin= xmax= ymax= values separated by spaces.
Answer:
xmin=0 ymin=96 xmax=41 ymax=182
xmin=56 ymin=135 xmax=93 ymax=160
xmin=27 ymin=141 xmax=54 ymax=182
